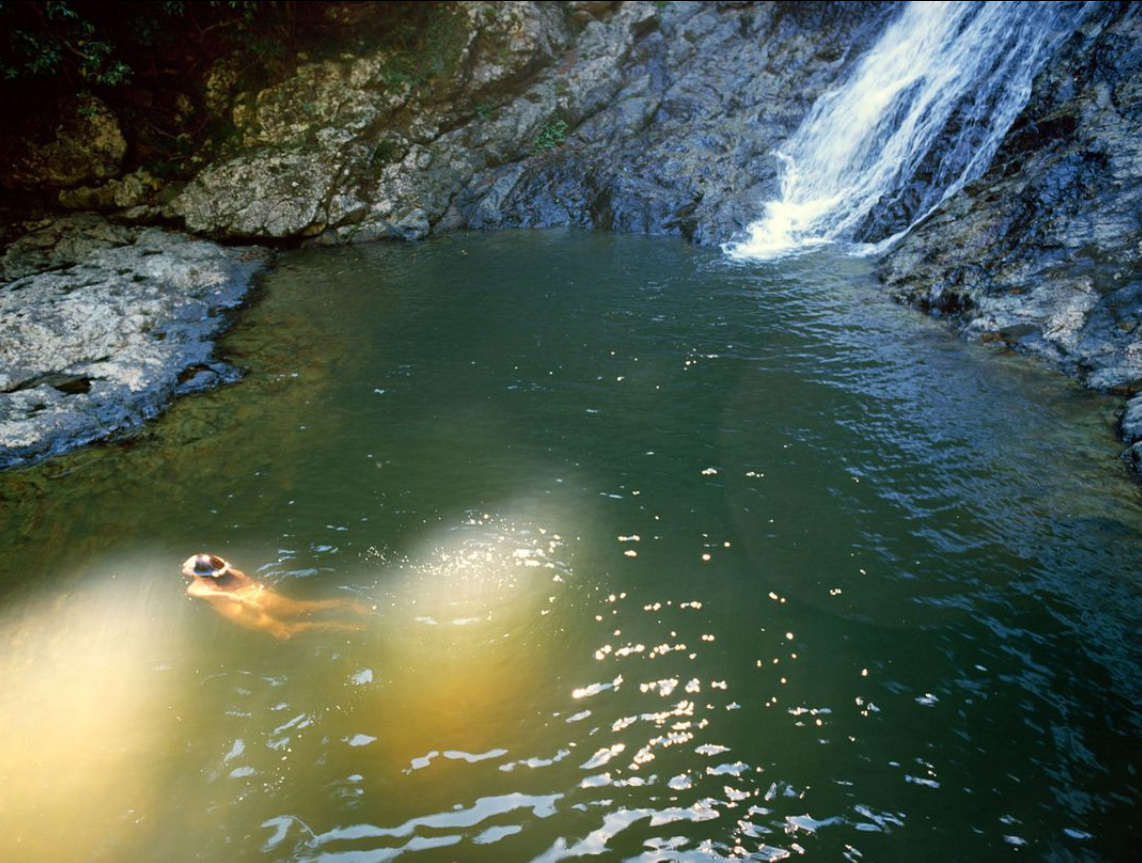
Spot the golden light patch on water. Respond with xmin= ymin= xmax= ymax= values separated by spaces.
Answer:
xmin=349 ymin=510 xmax=574 ymax=770
xmin=0 ymin=558 xmax=189 ymax=863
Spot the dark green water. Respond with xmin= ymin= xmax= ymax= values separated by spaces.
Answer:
xmin=0 ymin=231 xmax=1139 ymax=862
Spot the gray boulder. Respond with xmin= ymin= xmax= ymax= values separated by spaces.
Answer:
xmin=0 ymin=217 xmax=267 ymax=469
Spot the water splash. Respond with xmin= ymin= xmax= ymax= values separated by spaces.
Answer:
xmin=728 ymin=0 xmax=1088 ymax=261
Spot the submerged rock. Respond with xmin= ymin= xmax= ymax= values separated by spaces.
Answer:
xmin=1121 ymin=393 xmax=1142 ymax=470
xmin=0 ymin=216 xmax=267 ymax=469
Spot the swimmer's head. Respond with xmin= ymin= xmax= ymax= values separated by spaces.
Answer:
xmin=181 ymin=553 xmax=231 ymax=579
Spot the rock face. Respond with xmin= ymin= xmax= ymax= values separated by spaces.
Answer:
xmin=877 ymin=2 xmax=1142 ymax=465
xmin=173 ymin=0 xmax=581 ymax=241
xmin=172 ymin=1 xmax=895 ymax=245
xmin=454 ymin=1 xmax=894 ymax=245
xmin=0 ymin=216 xmax=266 ymax=469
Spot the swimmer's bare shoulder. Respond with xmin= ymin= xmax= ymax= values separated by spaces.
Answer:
xmin=186 ymin=576 xmax=258 ymax=604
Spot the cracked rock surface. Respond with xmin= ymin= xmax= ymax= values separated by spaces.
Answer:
xmin=0 ymin=215 xmax=267 ymax=469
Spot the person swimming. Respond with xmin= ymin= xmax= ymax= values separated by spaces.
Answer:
xmin=181 ymin=553 xmax=370 ymax=639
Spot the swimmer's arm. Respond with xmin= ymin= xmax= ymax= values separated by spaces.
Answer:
xmin=187 ymin=581 xmax=261 ymax=606
xmin=186 ymin=580 xmax=215 ymax=599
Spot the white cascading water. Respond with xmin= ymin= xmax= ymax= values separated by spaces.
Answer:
xmin=728 ymin=0 xmax=1089 ymax=261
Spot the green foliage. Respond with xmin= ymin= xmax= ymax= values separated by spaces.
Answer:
xmin=371 ymin=139 xmax=398 ymax=166
xmin=0 ymin=1 xmax=461 ymax=181
xmin=533 ymin=118 xmax=569 ymax=154
xmin=367 ymin=3 xmax=466 ymax=94
xmin=0 ymin=0 xmax=142 ymax=86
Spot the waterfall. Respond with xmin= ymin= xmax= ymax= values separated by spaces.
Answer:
xmin=728 ymin=0 xmax=1089 ymax=261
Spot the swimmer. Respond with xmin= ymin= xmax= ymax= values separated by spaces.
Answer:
xmin=182 ymin=553 xmax=370 ymax=639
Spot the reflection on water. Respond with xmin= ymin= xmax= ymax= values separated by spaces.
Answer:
xmin=0 ymin=231 xmax=1139 ymax=862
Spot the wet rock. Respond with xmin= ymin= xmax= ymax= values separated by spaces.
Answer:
xmin=1121 ymin=394 xmax=1142 ymax=441
xmin=1122 ymin=394 xmax=1142 ymax=469
xmin=0 ymin=217 xmax=267 ymax=469
xmin=456 ymin=1 xmax=895 ymax=244
xmin=879 ymin=3 xmax=1142 ymax=460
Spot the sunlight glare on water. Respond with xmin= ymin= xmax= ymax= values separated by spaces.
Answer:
xmin=0 ymin=555 xmax=190 ymax=860
xmin=0 ymin=231 xmax=1138 ymax=862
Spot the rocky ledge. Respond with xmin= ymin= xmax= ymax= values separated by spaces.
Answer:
xmin=0 ymin=215 xmax=266 ymax=469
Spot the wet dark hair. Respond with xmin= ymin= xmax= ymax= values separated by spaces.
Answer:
xmin=192 ymin=554 xmax=226 ymax=577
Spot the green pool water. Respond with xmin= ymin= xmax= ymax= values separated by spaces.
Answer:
xmin=0 ymin=230 xmax=1138 ymax=862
